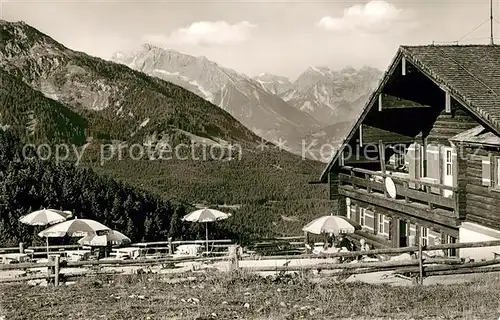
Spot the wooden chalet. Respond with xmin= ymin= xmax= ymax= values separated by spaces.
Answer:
xmin=320 ymin=45 xmax=500 ymax=260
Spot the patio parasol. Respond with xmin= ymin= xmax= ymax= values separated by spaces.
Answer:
xmin=302 ymin=214 xmax=361 ymax=235
xmin=19 ymin=208 xmax=73 ymax=256
xmin=182 ymin=208 xmax=231 ymax=254
xmin=77 ymin=230 xmax=131 ymax=247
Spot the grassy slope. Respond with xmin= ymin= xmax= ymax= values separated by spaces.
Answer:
xmin=1 ymin=273 xmax=499 ymax=319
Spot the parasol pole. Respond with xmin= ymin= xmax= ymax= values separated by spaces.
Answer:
xmin=205 ymin=222 xmax=209 ymax=254
xmin=46 ymin=236 xmax=49 ymax=258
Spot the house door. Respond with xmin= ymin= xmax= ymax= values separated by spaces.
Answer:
xmin=399 ymin=220 xmax=408 ymax=247
xmin=443 ymin=147 xmax=454 ymax=198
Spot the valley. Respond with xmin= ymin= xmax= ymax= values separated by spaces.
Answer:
xmin=0 ymin=21 xmax=356 ymax=245
xmin=0 ymin=19 xmax=377 ymax=246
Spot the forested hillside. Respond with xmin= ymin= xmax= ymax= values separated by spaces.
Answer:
xmin=0 ymin=131 xmax=185 ymax=246
xmin=0 ymin=70 xmax=88 ymax=145
xmin=0 ymin=129 xmax=332 ymax=246
xmin=92 ymin=148 xmax=327 ymax=204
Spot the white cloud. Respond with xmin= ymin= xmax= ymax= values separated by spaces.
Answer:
xmin=317 ymin=1 xmax=406 ymax=34
xmin=145 ymin=21 xmax=257 ymax=46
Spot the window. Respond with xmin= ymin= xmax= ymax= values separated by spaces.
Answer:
xmin=364 ymin=210 xmax=374 ymax=230
xmin=378 ymin=214 xmax=384 ymax=234
xmin=349 ymin=205 xmax=356 ymax=221
xmin=447 ymin=235 xmax=457 ymax=257
xmin=394 ymin=152 xmax=405 ymax=168
xmin=484 ymin=155 xmax=500 ymax=189
xmin=390 ymin=145 xmax=406 ymax=169
xmin=377 ymin=214 xmax=389 ymax=236
xmin=421 ymin=227 xmax=428 ymax=246
xmin=446 ymin=150 xmax=452 ymax=176
xmin=359 ymin=208 xmax=365 ymax=226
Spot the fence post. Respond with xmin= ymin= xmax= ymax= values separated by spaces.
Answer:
xmin=230 ymin=245 xmax=240 ymax=270
xmin=168 ymin=237 xmax=172 ymax=255
xmin=47 ymin=254 xmax=55 ymax=285
xmin=19 ymin=242 xmax=24 ymax=254
xmin=54 ymin=255 xmax=60 ymax=287
xmin=418 ymin=240 xmax=424 ymax=285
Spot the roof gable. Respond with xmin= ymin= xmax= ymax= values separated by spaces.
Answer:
xmin=450 ymin=125 xmax=500 ymax=147
xmin=320 ymin=45 xmax=500 ymax=182
xmin=403 ymin=45 xmax=500 ymax=133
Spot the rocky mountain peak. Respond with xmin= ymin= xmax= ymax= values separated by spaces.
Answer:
xmin=340 ymin=66 xmax=357 ymax=74
xmin=281 ymin=65 xmax=382 ymax=125
xmin=0 ymin=20 xmax=260 ymax=145
xmin=252 ymin=73 xmax=292 ymax=95
xmin=112 ymin=46 xmax=321 ymax=152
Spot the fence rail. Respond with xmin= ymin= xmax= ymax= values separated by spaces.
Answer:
xmin=1 ymin=240 xmax=500 ymax=286
xmin=0 ymin=239 xmax=237 ymax=257
xmin=0 ymin=244 xmax=82 ymax=254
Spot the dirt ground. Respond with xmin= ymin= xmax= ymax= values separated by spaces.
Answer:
xmin=1 ymin=271 xmax=500 ymax=320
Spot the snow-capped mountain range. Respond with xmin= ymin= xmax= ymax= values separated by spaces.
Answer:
xmin=0 ymin=21 xmax=262 ymax=149
xmin=112 ymin=45 xmax=321 ymax=152
xmin=280 ymin=66 xmax=382 ymax=125
xmin=252 ymin=73 xmax=293 ymax=95
xmin=112 ymin=45 xmax=381 ymax=153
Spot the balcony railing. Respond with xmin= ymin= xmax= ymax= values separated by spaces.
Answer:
xmin=339 ymin=166 xmax=457 ymax=212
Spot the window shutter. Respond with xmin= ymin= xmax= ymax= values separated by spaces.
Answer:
xmin=409 ymin=224 xmax=417 ymax=236
xmin=426 ymin=145 xmax=440 ymax=193
xmin=452 ymin=151 xmax=458 ymax=187
xmin=407 ymin=143 xmax=420 ymax=188
xmin=345 ymin=198 xmax=351 ymax=217
xmin=482 ymin=156 xmax=491 ymax=186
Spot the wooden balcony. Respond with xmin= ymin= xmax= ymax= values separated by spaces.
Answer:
xmin=339 ymin=166 xmax=460 ymax=228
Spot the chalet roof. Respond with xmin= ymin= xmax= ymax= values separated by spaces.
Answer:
xmin=362 ymin=125 xmax=415 ymax=144
xmin=449 ymin=125 xmax=500 ymax=147
xmin=320 ymin=44 xmax=500 ymax=182
xmin=403 ymin=45 xmax=500 ymax=130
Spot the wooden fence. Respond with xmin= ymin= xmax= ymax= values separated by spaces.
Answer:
xmin=0 ymin=239 xmax=237 ymax=259
xmin=0 ymin=244 xmax=82 ymax=256
xmin=1 ymin=239 xmax=500 ymax=286
xmin=132 ymin=239 xmax=234 ymax=255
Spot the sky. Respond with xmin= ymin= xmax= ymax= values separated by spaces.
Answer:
xmin=2 ymin=0 xmax=499 ymax=79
